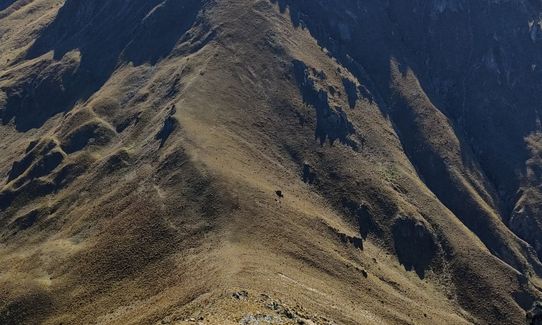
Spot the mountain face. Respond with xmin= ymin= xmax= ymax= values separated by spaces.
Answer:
xmin=1 ymin=0 xmax=542 ymax=324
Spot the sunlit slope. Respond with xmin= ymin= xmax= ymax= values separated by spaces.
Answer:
xmin=0 ymin=1 xmax=541 ymax=324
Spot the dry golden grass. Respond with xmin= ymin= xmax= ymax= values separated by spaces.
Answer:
xmin=0 ymin=0 xmax=541 ymax=324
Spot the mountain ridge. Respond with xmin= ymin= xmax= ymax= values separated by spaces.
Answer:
xmin=1 ymin=0 xmax=542 ymax=324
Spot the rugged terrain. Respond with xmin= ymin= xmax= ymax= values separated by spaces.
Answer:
xmin=1 ymin=0 xmax=542 ymax=324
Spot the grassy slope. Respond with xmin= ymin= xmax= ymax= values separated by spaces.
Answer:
xmin=0 ymin=0 xmax=540 ymax=324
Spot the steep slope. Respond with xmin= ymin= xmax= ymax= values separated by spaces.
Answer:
xmin=0 ymin=0 xmax=541 ymax=324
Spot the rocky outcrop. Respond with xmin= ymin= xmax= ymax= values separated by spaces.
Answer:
xmin=292 ymin=60 xmax=356 ymax=147
xmin=7 ymin=138 xmax=65 ymax=186
xmin=510 ymin=132 xmax=542 ymax=260
xmin=0 ymin=54 xmax=81 ymax=131
xmin=155 ymin=106 xmax=179 ymax=148
xmin=2 ymin=0 xmax=542 ymax=324
xmin=527 ymin=301 xmax=542 ymax=325
xmin=0 ymin=0 xmax=206 ymax=132
xmin=392 ymin=216 xmax=440 ymax=278
xmin=511 ymin=204 xmax=542 ymax=261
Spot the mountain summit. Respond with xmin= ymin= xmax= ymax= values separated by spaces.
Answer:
xmin=1 ymin=0 xmax=542 ymax=324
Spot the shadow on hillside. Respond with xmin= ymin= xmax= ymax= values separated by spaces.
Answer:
xmin=0 ymin=0 xmax=17 ymax=11
xmin=270 ymin=0 xmax=397 ymax=113
xmin=269 ymin=0 xmax=542 ymax=279
xmin=1 ymin=0 xmax=205 ymax=131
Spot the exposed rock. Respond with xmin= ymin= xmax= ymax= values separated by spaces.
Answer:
xmin=259 ymin=295 xmax=324 ymax=324
xmin=240 ymin=313 xmax=281 ymax=324
xmin=527 ymin=301 xmax=542 ymax=325
xmin=7 ymin=138 xmax=65 ymax=185
xmin=11 ymin=209 xmax=40 ymax=231
xmin=115 ymin=112 xmax=141 ymax=133
xmin=341 ymin=200 xmax=382 ymax=239
xmin=341 ymin=78 xmax=358 ymax=109
xmin=0 ymin=55 xmax=81 ymax=131
xmin=337 ymin=231 xmax=363 ymax=250
xmin=392 ymin=216 xmax=439 ymax=278
xmin=292 ymin=60 xmax=356 ymax=147
xmin=510 ymin=207 xmax=542 ymax=261
xmin=302 ymin=162 xmax=317 ymax=184
xmin=232 ymin=290 xmax=249 ymax=301
xmin=156 ymin=106 xmax=178 ymax=148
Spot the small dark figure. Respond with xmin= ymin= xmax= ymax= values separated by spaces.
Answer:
xmin=275 ymin=190 xmax=284 ymax=198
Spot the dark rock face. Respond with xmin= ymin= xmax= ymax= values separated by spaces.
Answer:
xmin=527 ymin=301 xmax=542 ymax=325
xmin=12 ymin=210 xmax=40 ymax=231
xmin=1 ymin=135 xmax=92 ymax=214
xmin=302 ymin=162 xmax=317 ymax=184
xmin=337 ymin=231 xmax=363 ymax=250
xmin=0 ymin=57 xmax=81 ymax=131
xmin=156 ymin=106 xmax=179 ymax=148
xmin=341 ymin=78 xmax=358 ymax=109
xmin=340 ymin=200 xmax=382 ymax=239
xmin=292 ymin=60 xmax=355 ymax=147
xmin=511 ymin=133 xmax=542 ymax=261
xmin=511 ymin=206 xmax=542 ymax=261
xmin=27 ymin=0 xmax=204 ymax=66
xmin=392 ymin=216 xmax=439 ymax=278
xmin=1 ymin=0 xmax=205 ymax=131
xmin=276 ymin=0 xmax=542 ymax=280
xmin=7 ymin=139 xmax=64 ymax=185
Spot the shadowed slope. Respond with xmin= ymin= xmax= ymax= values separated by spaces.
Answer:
xmin=1 ymin=0 xmax=205 ymax=131
xmin=0 ymin=0 xmax=541 ymax=324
